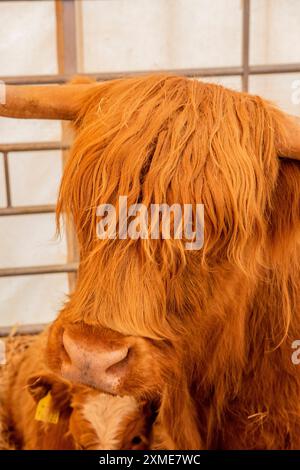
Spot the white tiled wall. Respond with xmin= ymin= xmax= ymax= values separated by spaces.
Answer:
xmin=0 ymin=119 xmax=61 ymax=144
xmin=200 ymin=76 xmax=242 ymax=92
xmin=0 ymin=214 xmax=66 ymax=268
xmin=8 ymin=150 xmax=62 ymax=206
xmin=81 ymin=0 xmax=242 ymax=72
xmin=249 ymin=73 xmax=300 ymax=116
xmin=0 ymin=273 xmax=69 ymax=327
xmin=0 ymin=0 xmax=57 ymax=76
xmin=250 ymin=0 xmax=300 ymax=65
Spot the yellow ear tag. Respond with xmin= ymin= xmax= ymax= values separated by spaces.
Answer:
xmin=35 ymin=392 xmax=60 ymax=424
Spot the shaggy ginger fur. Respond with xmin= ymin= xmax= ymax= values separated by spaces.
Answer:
xmin=47 ymin=74 xmax=300 ymax=449
xmin=0 ymin=335 xmax=35 ymax=449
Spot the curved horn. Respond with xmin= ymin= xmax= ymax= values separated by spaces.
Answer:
xmin=0 ymin=84 xmax=96 ymax=120
xmin=277 ymin=113 xmax=300 ymax=160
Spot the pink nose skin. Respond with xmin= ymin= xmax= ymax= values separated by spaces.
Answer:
xmin=61 ymin=331 xmax=129 ymax=394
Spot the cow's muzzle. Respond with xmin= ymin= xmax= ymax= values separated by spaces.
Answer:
xmin=46 ymin=319 xmax=166 ymax=400
xmin=61 ymin=330 xmax=130 ymax=394
xmin=46 ymin=320 xmax=135 ymax=395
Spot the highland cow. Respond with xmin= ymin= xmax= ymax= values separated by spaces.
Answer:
xmin=1 ymin=74 xmax=300 ymax=449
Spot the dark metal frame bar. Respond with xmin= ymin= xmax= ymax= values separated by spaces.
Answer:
xmin=242 ymin=0 xmax=250 ymax=91
xmin=3 ymin=152 xmax=12 ymax=208
xmin=0 ymin=205 xmax=56 ymax=216
xmin=0 ymin=323 xmax=49 ymax=338
xmin=0 ymin=262 xmax=78 ymax=278
xmin=0 ymin=142 xmax=69 ymax=152
xmin=1 ymin=63 xmax=300 ymax=86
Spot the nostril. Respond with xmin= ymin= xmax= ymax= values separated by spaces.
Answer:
xmin=62 ymin=331 xmax=86 ymax=369
xmin=60 ymin=332 xmax=71 ymax=363
xmin=105 ymin=347 xmax=130 ymax=375
xmin=104 ymin=346 xmax=129 ymax=370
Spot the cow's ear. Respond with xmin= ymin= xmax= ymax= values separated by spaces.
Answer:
xmin=27 ymin=373 xmax=72 ymax=410
xmin=267 ymin=160 xmax=300 ymax=256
